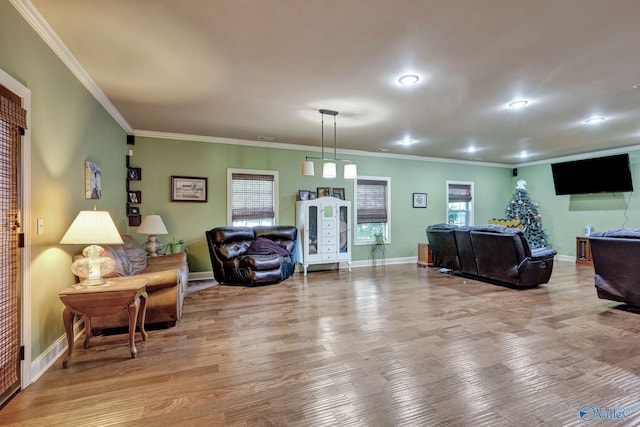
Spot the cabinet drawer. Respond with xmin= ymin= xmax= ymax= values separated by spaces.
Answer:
xmin=322 ymin=253 xmax=337 ymax=261
xmin=323 ymin=220 xmax=336 ymax=229
xmin=322 ymin=236 xmax=336 ymax=246
xmin=322 ymin=228 xmax=336 ymax=237
xmin=322 ymin=245 xmax=336 ymax=253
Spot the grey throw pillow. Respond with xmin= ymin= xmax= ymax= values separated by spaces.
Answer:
xmin=122 ymin=235 xmax=148 ymax=275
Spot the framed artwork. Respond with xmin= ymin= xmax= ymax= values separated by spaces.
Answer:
xmin=309 ymin=191 xmax=317 ymax=200
xmin=128 ymin=206 xmax=140 ymax=216
xmin=84 ymin=161 xmax=102 ymax=199
xmin=128 ymin=191 xmax=140 ymax=204
xmin=317 ymin=187 xmax=332 ymax=198
xmin=299 ymin=190 xmax=310 ymax=201
xmin=333 ymin=187 xmax=345 ymax=200
xmin=171 ymin=176 xmax=208 ymax=202
xmin=127 ymin=167 xmax=141 ymax=180
xmin=413 ymin=192 xmax=427 ymax=208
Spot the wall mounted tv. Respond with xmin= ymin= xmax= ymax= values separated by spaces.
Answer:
xmin=551 ymin=153 xmax=634 ymax=195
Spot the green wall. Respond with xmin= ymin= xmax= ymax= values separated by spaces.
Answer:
xmin=131 ymin=136 xmax=514 ymax=271
xmin=516 ymin=150 xmax=640 ymax=256
xmin=2 ymin=2 xmax=127 ymax=359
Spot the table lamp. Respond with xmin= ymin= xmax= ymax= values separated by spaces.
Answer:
xmin=137 ymin=214 xmax=168 ymax=257
xmin=60 ymin=209 xmax=124 ymax=286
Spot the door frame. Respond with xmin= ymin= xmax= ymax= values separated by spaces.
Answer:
xmin=0 ymin=68 xmax=32 ymax=388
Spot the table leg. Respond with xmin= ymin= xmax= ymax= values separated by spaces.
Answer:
xmin=138 ymin=291 xmax=148 ymax=342
xmin=62 ymin=308 xmax=74 ymax=368
xmin=83 ymin=316 xmax=92 ymax=349
xmin=127 ymin=296 xmax=140 ymax=358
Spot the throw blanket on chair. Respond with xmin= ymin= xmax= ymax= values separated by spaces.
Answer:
xmin=247 ymin=237 xmax=290 ymax=256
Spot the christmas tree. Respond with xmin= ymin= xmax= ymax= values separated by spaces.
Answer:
xmin=504 ymin=180 xmax=549 ymax=248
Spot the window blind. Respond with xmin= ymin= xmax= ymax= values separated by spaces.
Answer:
xmin=231 ymin=173 xmax=275 ymax=220
xmin=0 ymin=91 xmax=24 ymax=407
xmin=356 ymin=178 xmax=388 ymax=224
xmin=448 ymin=183 xmax=472 ymax=202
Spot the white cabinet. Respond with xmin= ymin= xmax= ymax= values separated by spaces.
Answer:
xmin=296 ymin=197 xmax=351 ymax=276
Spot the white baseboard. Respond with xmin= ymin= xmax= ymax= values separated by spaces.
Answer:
xmin=188 ymin=271 xmax=215 ymax=281
xmin=30 ymin=319 xmax=83 ymax=384
xmin=555 ymin=254 xmax=575 ymax=263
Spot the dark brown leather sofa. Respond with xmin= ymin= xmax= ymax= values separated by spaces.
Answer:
xmin=206 ymin=226 xmax=297 ymax=286
xmin=426 ymin=223 xmax=557 ymax=287
xmin=589 ymin=229 xmax=640 ymax=307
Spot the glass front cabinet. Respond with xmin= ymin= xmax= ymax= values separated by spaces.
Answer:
xmin=296 ymin=197 xmax=352 ymax=276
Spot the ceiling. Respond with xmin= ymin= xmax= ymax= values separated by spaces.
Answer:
xmin=25 ymin=0 xmax=640 ymax=165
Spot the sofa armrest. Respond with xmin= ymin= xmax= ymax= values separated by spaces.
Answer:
xmin=530 ymin=247 xmax=557 ymax=261
xmin=132 ymin=268 xmax=181 ymax=291
xmin=148 ymin=253 xmax=187 ymax=266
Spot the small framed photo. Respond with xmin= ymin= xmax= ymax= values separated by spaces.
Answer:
xmin=413 ymin=192 xmax=427 ymax=208
xmin=317 ymin=187 xmax=332 ymax=198
xmin=299 ymin=190 xmax=310 ymax=201
xmin=127 ymin=167 xmax=141 ymax=180
xmin=128 ymin=191 xmax=140 ymax=204
xmin=128 ymin=206 xmax=140 ymax=216
xmin=171 ymin=176 xmax=208 ymax=202
xmin=333 ymin=187 xmax=345 ymax=200
xmin=309 ymin=191 xmax=317 ymax=200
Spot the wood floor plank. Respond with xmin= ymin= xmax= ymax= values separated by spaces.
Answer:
xmin=1 ymin=261 xmax=639 ymax=426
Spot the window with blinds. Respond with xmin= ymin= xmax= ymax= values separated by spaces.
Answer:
xmin=0 ymin=89 xmax=25 ymax=408
xmin=447 ymin=181 xmax=474 ymax=226
xmin=228 ymin=169 xmax=279 ymax=227
xmin=354 ymin=176 xmax=391 ymax=244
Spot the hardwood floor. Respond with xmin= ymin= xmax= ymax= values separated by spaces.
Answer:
xmin=2 ymin=261 xmax=640 ymax=426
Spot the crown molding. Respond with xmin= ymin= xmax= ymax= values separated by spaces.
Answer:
xmin=515 ymin=144 xmax=640 ymax=168
xmin=9 ymin=0 xmax=132 ymax=133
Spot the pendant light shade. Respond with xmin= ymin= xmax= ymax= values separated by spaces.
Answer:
xmin=344 ymin=163 xmax=357 ymax=179
xmin=323 ymin=162 xmax=337 ymax=178
xmin=301 ymin=109 xmax=357 ymax=179
xmin=301 ymin=160 xmax=315 ymax=176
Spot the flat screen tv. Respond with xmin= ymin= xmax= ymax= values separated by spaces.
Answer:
xmin=551 ymin=153 xmax=634 ymax=195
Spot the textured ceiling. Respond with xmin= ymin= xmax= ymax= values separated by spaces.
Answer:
xmin=27 ymin=0 xmax=640 ymax=165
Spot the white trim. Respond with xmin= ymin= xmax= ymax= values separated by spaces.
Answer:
xmin=515 ymin=145 xmax=640 ymax=168
xmin=188 ymin=271 xmax=214 ymax=281
xmin=8 ymin=0 xmax=132 ymax=133
xmin=30 ymin=319 xmax=83 ymax=383
xmin=0 ymin=67 xmax=32 ymax=389
xmin=227 ymin=168 xmax=279 ymax=226
xmin=556 ymin=254 xmax=575 ymax=263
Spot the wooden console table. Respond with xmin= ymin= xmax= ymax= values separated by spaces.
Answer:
xmin=58 ymin=277 xmax=149 ymax=368
xmin=417 ymin=243 xmax=433 ymax=267
xmin=576 ymin=236 xmax=593 ymax=265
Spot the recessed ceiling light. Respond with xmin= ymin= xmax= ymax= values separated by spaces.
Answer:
xmin=508 ymin=100 xmax=529 ymax=109
xmin=398 ymin=74 xmax=419 ymax=85
xmin=400 ymin=139 xmax=415 ymax=145
xmin=467 ymin=146 xmax=477 ymax=153
xmin=585 ymin=117 xmax=606 ymax=124
xmin=519 ymin=150 xmax=528 ymax=158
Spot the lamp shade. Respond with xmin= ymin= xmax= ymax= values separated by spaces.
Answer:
xmin=344 ymin=163 xmax=357 ymax=179
xmin=137 ymin=215 xmax=168 ymax=235
xmin=301 ymin=160 xmax=315 ymax=176
xmin=323 ymin=162 xmax=337 ymax=178
xmin=60 ymin=210 xmax=123 ymax=245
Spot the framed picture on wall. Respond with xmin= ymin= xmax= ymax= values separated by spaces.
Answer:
xmin=317 ymin=187 xmax=332 ymax=198
xmin=171 ymin=176 xmax=208 ymax=202
xmin=333 ymin=188 xmax=345 ymax=200
xmin=413 ymin=192 xmax=427 ymax=208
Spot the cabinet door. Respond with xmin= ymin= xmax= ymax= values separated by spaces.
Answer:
xmin=338 ymin=204 xmax=348 ymax=254
xmin=308 ymin=205 xmax=318 ymax=255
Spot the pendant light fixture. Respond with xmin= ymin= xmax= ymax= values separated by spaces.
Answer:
xmin=300 ymin=109 xmax=357 ymax=179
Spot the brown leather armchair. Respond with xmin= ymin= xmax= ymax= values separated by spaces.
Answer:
xmin=206 ymin=226 xmax=297 ymax=286
xmin=589 ymin=229 xmax=640 ymax=307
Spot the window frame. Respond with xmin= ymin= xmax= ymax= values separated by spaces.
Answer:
xmin=446 ymin=180 xmax=474 ymax=226
xmin=227 ymin=168 xmax=279 ymax=226
xmin=353 ymin=175 xmax=391 ymax=245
